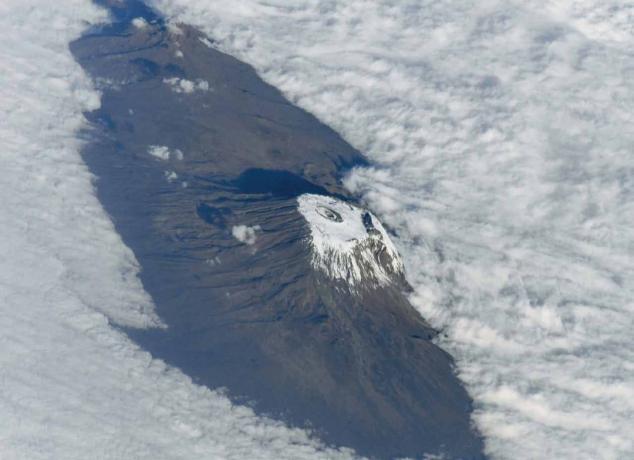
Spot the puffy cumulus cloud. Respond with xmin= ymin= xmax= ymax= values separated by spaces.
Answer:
xmin=0 ymin=1 xmax=359 ymax=459
xmin=148 ymin=144 xmax=184 ymax=160
xmin=164 ymin=170 xmax=179 ymax=182
xmin=232 ymin=224 xmax=261 ymax=245
xmin=163 ymin=77 xmax=210 ymax=93
xmin=149 ymin=0 xmax=634 ymax=458
xmin=132 ymin=17 xmax=149 ymax=29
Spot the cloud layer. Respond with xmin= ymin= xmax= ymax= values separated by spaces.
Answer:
xmin=149 ymin=0 xmax=634 ymax=458
xmin=0 ymin=1 xmax=359 ymax=458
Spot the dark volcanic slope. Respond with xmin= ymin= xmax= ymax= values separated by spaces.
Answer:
xmin=71 ymin=2 xmax=485 ymax=459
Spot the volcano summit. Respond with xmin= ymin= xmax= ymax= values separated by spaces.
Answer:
xmin=298 ymin=194 xmax=405 ymax=291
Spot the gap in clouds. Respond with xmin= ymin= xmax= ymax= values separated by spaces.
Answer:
xmin=147 ymin=0 xmax=634 ymax=458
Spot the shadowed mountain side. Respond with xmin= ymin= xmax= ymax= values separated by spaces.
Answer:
xmin=71 ymin=2 xmax=485 ymax=458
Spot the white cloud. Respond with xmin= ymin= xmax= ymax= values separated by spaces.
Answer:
xmin=164 ymin=170 xmax=178 ymax=182
xmin=206 ymin=256 xmax=222 ymax=266
xmin=163 ymin=77 xmax=210 ymax=93
xmin=0 ymin=1 xmax=359 ymax=459
xmin=167 ymin=23 xmax=183 ymax=36
xmin=148 ymin=145 xmax=183 ymax=160
xmin=149 ymin=1 xmax=634 ymax=458
xmin=148 ymin=145 xmax=170 ymax=160
xmin=132 ymin=17 xmax=148 ymax=29
xmin=232 ymin=224 xmax=261 ymax=245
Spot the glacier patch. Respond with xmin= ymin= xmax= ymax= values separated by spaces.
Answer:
xmin=298 ymin=194 xmax=404 ymax=290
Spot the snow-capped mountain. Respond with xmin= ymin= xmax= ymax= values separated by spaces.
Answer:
xmin=298 ymin=194 xmax=405 ymax=291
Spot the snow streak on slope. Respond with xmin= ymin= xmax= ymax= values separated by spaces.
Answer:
xmin=149 ymin=1 xmax=634 ymax=458
xmin=0 ymin=2 xmax=359 ymax=459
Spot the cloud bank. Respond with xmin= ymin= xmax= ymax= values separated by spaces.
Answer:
xmin=0 ymin=1 xmax=359 ymax=458
xmin=149 ymin=1 xmax=634 ymax=458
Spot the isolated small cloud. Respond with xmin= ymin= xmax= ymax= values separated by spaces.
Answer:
xmin=232 ymin=224 xmax=261 ymax=245
xmin=148 ymin=145 xmax=170 ymax=160
xmin=164 ymin=170 xmax=178 ymax=182
xmin=148 ymin=145 xmax=183 ymax=161
xmin=163 ymin=77 xmax=210 ymax=94
xmin=132 ymin=17 xmax=148 ymax=29
xmin=206 ymin=256 xmax=221 ymax=266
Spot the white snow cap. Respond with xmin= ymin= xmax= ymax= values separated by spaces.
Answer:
xmin=298 ymin=194 xmax=403 ymax=290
